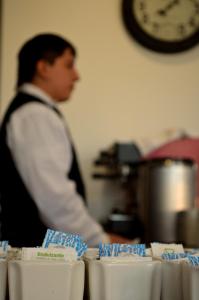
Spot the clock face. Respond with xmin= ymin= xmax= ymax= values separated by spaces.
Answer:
xmin=122 ymin=0 xmax=199 ymax=53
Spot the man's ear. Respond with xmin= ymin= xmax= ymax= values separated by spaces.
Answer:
xmin=35 ymin=60 xmax=50 ymax=79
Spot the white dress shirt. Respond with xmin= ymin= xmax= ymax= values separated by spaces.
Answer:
xmin=6 ymin=83 xmax=109 ymax=246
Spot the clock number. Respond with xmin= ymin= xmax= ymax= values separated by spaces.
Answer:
xmin=142 ymin=13 xmax=149 ymax=24
xmin=178 ymin=25 xmax=186 ymax=37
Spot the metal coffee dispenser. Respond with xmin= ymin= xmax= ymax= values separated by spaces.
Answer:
xmin=93 ymin=143 xmax=198 ymax=243
xmin=136 ymin=158 xmax=198 ymax=243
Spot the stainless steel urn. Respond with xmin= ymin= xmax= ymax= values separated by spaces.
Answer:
xmin=136 ymin=158 xmax=197 ymax=243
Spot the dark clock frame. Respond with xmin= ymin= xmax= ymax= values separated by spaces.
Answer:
xmin=122 ymin=0 xmax=199 ymax=53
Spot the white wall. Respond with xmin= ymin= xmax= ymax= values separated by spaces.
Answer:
xmin=1 ymin=0 xmax=199 ymax=222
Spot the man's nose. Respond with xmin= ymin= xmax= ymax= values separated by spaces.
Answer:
xmin=73 ymin=68 xmax=80 ymax=81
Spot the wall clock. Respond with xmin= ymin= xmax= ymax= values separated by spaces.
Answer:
xmin=122 ymin=0 xmax=199 ymax=53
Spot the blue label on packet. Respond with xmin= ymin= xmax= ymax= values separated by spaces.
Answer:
xmin=99 ymin=243 xmax=146 ymax=257
xmin=187 ymin=255 xmax=199 ymax=267
xmin=0 ymin=241 xmax=9 ymax=252
xmin=42 ymin=229 xmax=87 ymax=258
xmin=161 ymin=253 xmax=187 ymax=260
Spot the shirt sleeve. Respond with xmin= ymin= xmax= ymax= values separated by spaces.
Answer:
xmin=6 ymin=102 xmax=106 ymax=246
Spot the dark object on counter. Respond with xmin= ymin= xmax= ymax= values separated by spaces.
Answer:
xmin=103 ymin=211 xmax=144 ymax=240
xmin=93 ymin=142 xmax=141 ymax=179
xmin=95 ymin=142 xmax=141 ymax=165
xmin=115 ymin=142 xmax=141 ymax=164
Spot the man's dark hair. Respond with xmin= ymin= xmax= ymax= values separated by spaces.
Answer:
xmin=17 ymin=33 xmax=76 ymax=88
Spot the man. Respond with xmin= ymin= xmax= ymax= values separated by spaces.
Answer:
xmin=0 ymin=33 xmax=129 ymax=247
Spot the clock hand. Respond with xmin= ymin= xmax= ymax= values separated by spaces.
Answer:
xmin=157 ymin=0 xmax=180 ymax=16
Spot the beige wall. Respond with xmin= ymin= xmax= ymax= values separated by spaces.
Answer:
xmin=1 ymin=0 xmax=199 ymax=221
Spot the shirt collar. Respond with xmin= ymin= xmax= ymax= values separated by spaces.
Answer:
xmin=18 ymin=83 xmax=58 ymax=110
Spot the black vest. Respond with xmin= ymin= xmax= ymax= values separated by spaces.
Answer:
xmin=0 ymin=92 xmax=86 ymax=247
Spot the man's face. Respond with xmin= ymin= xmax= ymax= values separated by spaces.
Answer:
xmin=41 ymin=48 xmax=79 ymax=102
